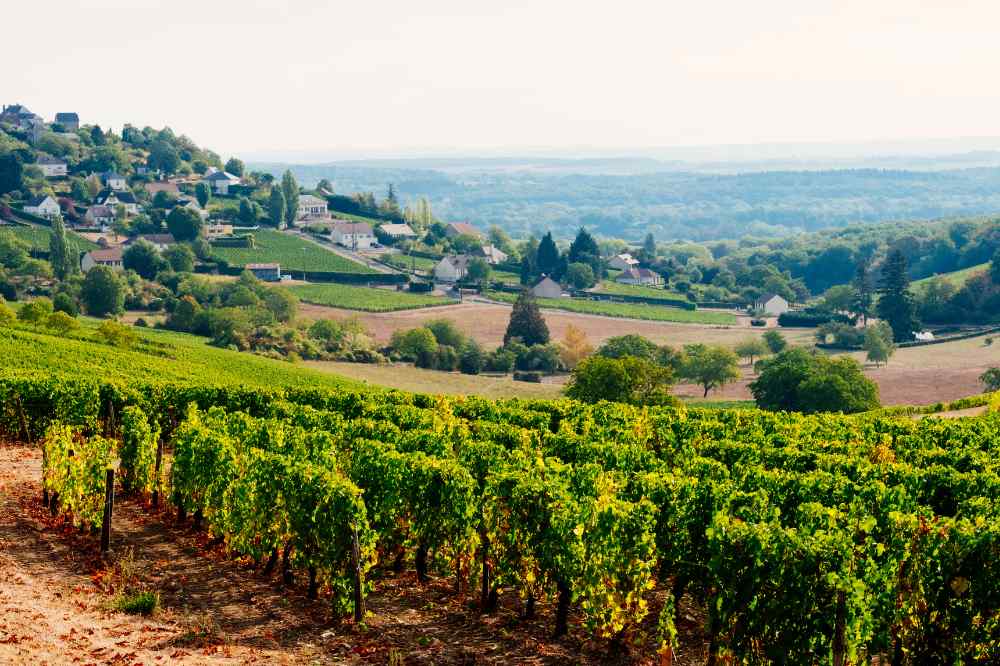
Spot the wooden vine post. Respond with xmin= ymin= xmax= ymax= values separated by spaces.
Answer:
xmin=151 ymin=437 xmax=164 ymax=509
xmin=100 ymin=459 xmax=120 ymax=557
xmin=352 ymin=526 xmax=365 ymax=622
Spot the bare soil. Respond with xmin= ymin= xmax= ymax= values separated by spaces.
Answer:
xmin=0 ymin=443 xmax=707 ymax=665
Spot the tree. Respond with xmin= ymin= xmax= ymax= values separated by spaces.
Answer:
xmin=224 ymin=157 xmax=245 ymax=177
xmin=749 ymin=348 xmax=879 ymax=413
xmin=52 ymin=292 xmax=78 ymax=316
xmin=558 ymin=324 xmax=593 ymax=370
xmin=195 ymin=181 xmax=211 ymax=208
xmin=148 ymin=140 xmax=180 ymax=173
xmin=0 ymin=300 xmax=14 ymax=327
xmin=262 ymin=288 xmax=298 ymax=323
xmin=238 ymin=197 xmax=256 ymax=224
xmin=503 ymin=290 xmax=550 ymax=346
xmin=734 ymin=337 xmax=769 ymax=366
xmin=96 ymin=320 xmax=137 ymax=348
xmin=853 ymin=261 xmax=874 ymax=325
xmin=48 ymin=216 xmax=77 ymax=280
xmin=163 ymin=244 xmax=195 ymax=272
xmin=567 ymin=228 xmax=601 ymax=276
xmin=597 ymin=334 xmax=658 ymax=362
xmin=863 ymin=322 xmax=895 ymax=368
xmin=281 ymin=170 xmax=299 ymax=227
xmin=81 ymin=265 xmax=125 ymax=316
xmin=268 ymin=187 xmax=286 ymax=227
xmin=641 ymin=233 xmax=657 ymax=260
xmin=820 ymin=285 xmax=855 ymax=313
xmin=90 ymin=125 xmax=106 ymax=145
xmin=424 ymin=318 xmax=465 ymax=348
xmin=316 ymin=178 xmax=334 ymax=194
xmin=45 ymin=311 xmax=79 ymax=336
xmin=565 ymin=355 xmax=675 ymax=405
xmin=980 ymin=367 xmax=1000 ymax=392
xmin=564 ymin=262 xmax=595 ymax=290
xmin=459 ymin=340 xmax=484 ymax=375
xmin=466 ymin=257 xmax=491 ymax=285
xmin=488 ymin=225 xmax=517 ymax=258
xmin=536 ymin=232 xmax=560 ymax=278
xmin=123 ymin=239 xmax=167 ymax=279
xmin=166 ymin=206 xmax=204 ymax=241
xmin=679 ymin=344 xmax=740 ymax=397
xmin=0 ymin=153 xmax=24 ymax=195
xmin=762 ymin=330 xmax=787 ymax=354
xmin=391 ymin=327 xmax=438 ymax=363
xmin=876 ymin=249 xmax=919 ymax=342
xmin=991 ymin=247 xmax=1000 ymax=285
xmin=152 ymin=190 xmax=176 ymax=209
xmin=17 ymin=298 xmax=53 ymax=325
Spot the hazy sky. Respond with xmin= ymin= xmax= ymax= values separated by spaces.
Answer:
xmin=3 ymin=0 xmax=999 ymax=160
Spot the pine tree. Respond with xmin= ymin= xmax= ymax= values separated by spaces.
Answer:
xmin=852 ymin=261 xmax=873 ymax=324
xmin=280 ymin=170 xmax=298 ymax=226
xmin=643 ymin=232 xmax=657 ymax=258
xmin=876 ymin=249 xmax=918 ymax=342
xmin=536 ymin=232 xmax=560 ymax=278
xmin=568 ymin=227 xmax=601 ymax=276
xmin=268 ymin=187 xmax=286 ymax=228
xmin=504 ymin=290 xmax=550 ymax=346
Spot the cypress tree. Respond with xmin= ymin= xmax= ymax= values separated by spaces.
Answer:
xmin=268 ymin=187 xmax=286 ymax=228
xmin=504 ymin=290 xmax=550 ymax=346
xmin=536 ymin=232 xmax=560 ymax=278
xmin=49 ymin=216 xmax=76 ymax=280
xmin=281 ymin=170 xmax=298 ymax=226
xmin=876 ymin=249 xmax=918 ymax=342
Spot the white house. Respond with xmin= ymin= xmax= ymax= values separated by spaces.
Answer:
xmin=530 ymin=276 xmax=563 ymax=299
xmin=616 ymin=267 xmax=663 ymax=287
xmin=128 ymin=233 xmax=176 ymax=251
xmin=81 ymin=247 xmax=124 ymax=272
xmin=96 ymin=189 xmax=141 ymax=215
xmin=202 ymin=170 xmax=241 ymax=195
xmin=296 ymin=194 xmax=328 ymax=220
xmin=378 ymin=223 xmax=416 ymax=240
xmin=477 ymin=244 xmax=509 ymax=265
xmin=24 ymin=195 xmax=60 ymax=219
xmin=84 ymin=205 xmax=115 ymax=228
xmin=101 ymin=172 xmax=128 ymax=190
xmin=608 ymin=253 xmax=639 ymax=271
xmin=37 ymin=156 xmax=67 ymax=177
xmin=433 ymin=255 xmax=470 ymax=282
xmin=752 ymin=293 xmax=791 ymax=316
xmin=330 ymin=221 xmax=374 ymax=249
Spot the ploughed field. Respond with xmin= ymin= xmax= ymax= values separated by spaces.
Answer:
xmin=2 ymin=371 xmax=997 ymax=664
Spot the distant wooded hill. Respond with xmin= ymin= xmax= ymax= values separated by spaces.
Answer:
xmin=250 ymin=161 xmax=1000 ymax=242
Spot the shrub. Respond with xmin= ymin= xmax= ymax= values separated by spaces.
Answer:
xmin=96 ymin=320 xmax=138 ymax=348
xmin=434 ymin=344 xmax=459 ymax=371
xmin=513 ymin=370 xmax=542 ymax=383
xmin=0 ymin=300 xmax=15 ymax=327
xmin=112 ymin=590 xmax=159 ymax=616
xmin=565 ymin=355 xmax=676 ymax=405
xmin=763 ymin=330 xmax=787 ymax=353
xmin=750 ymin=319 xmax=766 ymax=327
xmin=485 ymin=348 xmax=516 ymax=373
xmin=17 ymin=298 xmax=54 ymax=325
xmin=749 ymin=348 xmax=879 ymax=413
xmin=459 ymin=340 xmax=484 ymax=375
xmin=45 ymin=311 xmax=79 ymax=336
xmin=980 ymin=367 xmax=1000 ymax=392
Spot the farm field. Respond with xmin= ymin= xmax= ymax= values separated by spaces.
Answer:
xmin=2 ymin=223 xmax=98 ymax=251
xmin=299 ymin=301 xmax=811 ymax=349
xmin=381 ymin=253 xmax=439 ymax=273
xmin=211 ymin=230 xmax=376 ymax=273
xmin=485 ymin=290 xmax=737 ymax=324
xmin=286 ymin=283 xmax=456 ymax=312
xmin=306 ymin=360 xmax=564 ymax=399
xmin=0 ymin=322 xmax=360 ymax=391
xmin=912 ymin=261 xmax=989 ymax=291
xmin=593 ymin=280 xmax=689 ymax=300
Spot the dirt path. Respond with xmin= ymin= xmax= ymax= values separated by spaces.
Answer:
xmin=0 ymin=443 xmax=707 ymax=665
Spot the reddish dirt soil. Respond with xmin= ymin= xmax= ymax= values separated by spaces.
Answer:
xmin=0 ymin=443 xmax=707 ymax=665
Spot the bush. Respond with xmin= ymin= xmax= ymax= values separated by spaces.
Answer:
xmin=0 ymin=281 xmax=15 ymax=301
xmin=816 ymin=322 xmax=864 ymax=349
xmin=485 ymin=347 xmax=516 ymax=373
xmin=52 ymin=292 xmax=78 ymax=316
xmin=45 ymin=311 xmax=79 ymax=336
xmin=17 ymin=298 xmax=53 ymax=325
xmin=778 ymin=309 xmax=853 ymax=328
xmin=434 ymin=344 xmax=459 ymax=371
xmin=459 ymin=340 xmax=483 ymax=375
xmin=409 ymin=281 xmax=433 ymax=293
xmin=96 ymin=320 xmax=138 ymax=348
xmin=112 ymin=590 xmax=159 ymax=616
xmin=564 ymin=355 xmax=676 ymax=405
xmin=134 ymin=318 xmax=149 ymax=328
xmin=513 ymin=370 xmax=542 ymax=383
xmin=749 ymin=348 xmax=879 ymax=414
xmin=750 ymin=319 xmax=766 ymax=327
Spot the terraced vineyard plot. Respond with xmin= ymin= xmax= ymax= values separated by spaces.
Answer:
xmin=212 ymin=230 xmax=376 ymax=273
xmin=287 ymin=283 xmax=456 ymax=312
xmin=1 ymin=224 xmax=98 ymax=251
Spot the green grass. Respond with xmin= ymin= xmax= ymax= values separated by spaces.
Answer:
xmin=0 ymin=320 xmax=361 ymax=390
xmin=595 ymin=280 xmax=688 ymax=300
xmin=330 ymin=211 xmax=384 ymax=225
xmin=912 ymin=262 xmax=989 ymax=292
xmin=2 ymin=224 xmax=98 ymax=251
xmin=287 ymin=283 xmax=457 ymax=312
xmin=383 ymin=253 xmax=439 ymax=273
xmin=484 ymin=291 xmax=738 ymax=325
xmin=113 ymin=590 xmax=159 ymax=615
xmin=212 ymin=230 xmax=376 ymax=273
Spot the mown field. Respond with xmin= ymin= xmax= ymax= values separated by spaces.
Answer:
xmin=912 ymin=261 xmax=989 ymax=292
xmin=2 ymin=224 xmax=98 ymax=251
xmin=286 ymin=283 xmax=456 ymax=312
xmin=485 ymin=290 xmax=738 ymax=325
xmin=212 ymin=230 xmax=376 ymax=273
xmin=0 ymin=322 xmax=359 ymax=390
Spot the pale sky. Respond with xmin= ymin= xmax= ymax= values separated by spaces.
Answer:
xmin=3 ymin=0 xmax=999 ymax=160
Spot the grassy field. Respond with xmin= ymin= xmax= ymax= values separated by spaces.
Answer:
xmin=484 ymin=290 xmax=738 ymax=325
xmin=329 ymin=211 xmax=384 ymax=225
xmin=2 ymin=224 xmax=98 ymax=251
xmin=912 ymin=262 xmax=989 ymax=292
xmin=382 ymin=253 xmax=439 ymax=273
xmin=304 ymin=360 xmax=564 ymax=399
xmin=287 ymin=283 xmax=457 ymax=312
xmin=0 ymin=320 xmax=360 ymax=390
xmin=595 ymin=280 xmax=689 ymax=300
xmin=212 ymin=230 xmax=376 ymax=273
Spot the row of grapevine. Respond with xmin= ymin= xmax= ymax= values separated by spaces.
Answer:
xmin=11 ymin=371 xmax=1000 ymax=662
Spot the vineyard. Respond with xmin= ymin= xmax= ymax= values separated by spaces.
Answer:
xmin=3 ymin=371 xmax=997 ymax=663
xmin=485 ymin=290 xmax=738 ymax=325
xmin=287 ymin=283 xmax=457 ymax=312
xmin=211 ymin=230 xmax=377 ymax=273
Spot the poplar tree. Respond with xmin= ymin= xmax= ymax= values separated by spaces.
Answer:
xmin=280 ymin=170 xmax=298 ymax=225
xmin=268 ymin=187 xmax=286 ymax=228
xmin=49 ymin=215 xmax=76 ymax=279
